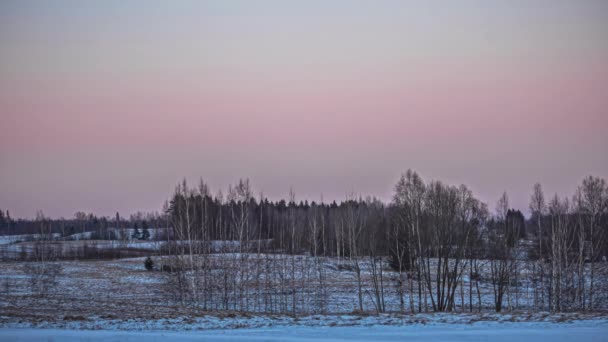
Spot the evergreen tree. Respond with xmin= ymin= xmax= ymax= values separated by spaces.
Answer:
xmin=141 ymin=227 xmax=150 ymax=240
xmin=132 ymin=223 xmax=141 ymax=240
xmin=5 ymin=210 xmax=10 ymax=234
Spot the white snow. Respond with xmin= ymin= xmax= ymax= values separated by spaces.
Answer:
xmin=1 ymin=319 xmax=607 ymax=341
xmin=0 ymin=233 xmax=61 ymax=245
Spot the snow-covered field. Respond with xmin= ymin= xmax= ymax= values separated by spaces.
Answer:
xmin=1 ymin=238 xmax=607 ymax=341
xmin=1 ymin=319 xmax=607 ymax=341
xmin=0 ymin=234 xmax=62 ymax=245
xmin=1 ymin=251 xmax=608 ymax=340
xmin=1 ymin=253 xmax=607 ymax=321
xmin=0 ymin=232 xmax=263 ymax=259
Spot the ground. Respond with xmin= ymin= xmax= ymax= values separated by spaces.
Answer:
xmin=1 ymin=239 xmax=607 ymax=340
xmin=2 ymin=253 xmax=608 ymax=318
xmin=2 ymin=319 xmax=607 ymax=341
xmin=1 ymin=252 xmax=608 ymax=320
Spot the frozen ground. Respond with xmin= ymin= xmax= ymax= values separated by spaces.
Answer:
xmin=1 ymin=319 xmax=607 ymax=342
xmin=1 ymin=254 xmax=607 ymax=320
xmin=1 ymin=253 xmax=607 ymax=340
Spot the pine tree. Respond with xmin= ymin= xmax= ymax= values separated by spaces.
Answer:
xmin=141 ymin=227 xmax=150 ymax=240
xmin=5 ymin=210 xmax=10 ymax=234
xmin=132 ymin=226 xmax=141 ymax=240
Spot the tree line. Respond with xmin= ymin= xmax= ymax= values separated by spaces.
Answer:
xmin=161 ymin=171 xmax=608 ymax=314
xmin=0 ymin=210 xmax=166 ymax=239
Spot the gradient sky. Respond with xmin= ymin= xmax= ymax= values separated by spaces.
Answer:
xmin=1 ymin=1 xmax=607 ymax=218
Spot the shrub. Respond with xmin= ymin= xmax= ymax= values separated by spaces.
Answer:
xmin=144 ymin=256 xmax=154 ymax=271
xmin=22 ymin=263 xmax=62 ymax=297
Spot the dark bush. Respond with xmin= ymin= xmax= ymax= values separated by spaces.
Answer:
xmin=144 ymin=256 xmax=154 ymax=271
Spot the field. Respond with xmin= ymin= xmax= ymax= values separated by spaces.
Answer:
xmin=1 ymin=232 xmax=608 ymax=339
xmin=1 ymin=250 xmax=608 ymax=329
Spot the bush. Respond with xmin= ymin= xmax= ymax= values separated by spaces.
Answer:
xmin=22 ymin=263 xmax=62 ymax=297
xmin=144 ymin=256 xmax=154 ymax=271
xmin=337 ymin=263 xmax=354 ymax=272
xmin=388 ymin=244 xmax=413 ymax=272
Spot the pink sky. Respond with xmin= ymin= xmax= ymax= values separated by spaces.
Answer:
xmin=1 ymin=1 xmax=607 ymax=218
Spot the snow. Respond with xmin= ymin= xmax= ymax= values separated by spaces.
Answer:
xmin=62 ymin=232 xmax=94 ymax=240
xmin=1 ymin=319 xmax=607 ymax=341
xmin=0 ymin=234 xmax=61 ymax=245
xmin=1 ymin=254 xmax=607 ymax=318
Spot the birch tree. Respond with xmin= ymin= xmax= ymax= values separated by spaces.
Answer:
xmin=579 ymin=176 xmax=607 ymax=310
xmin=529 ymin=183 xmax=546 ymax=310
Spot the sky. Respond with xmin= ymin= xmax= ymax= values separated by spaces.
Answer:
xmin=1 ymin=1 xmax=607 ymax=219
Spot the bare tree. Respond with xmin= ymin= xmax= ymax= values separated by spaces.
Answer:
xmin=578 ymin=176 xmax=607 ymax=310
xmin=342 ymin=195 xmax=366 ymax=313
xmin=529 ymin=183 xmax=546 ymax=310
xmin=548 ymin=194 xmax=576 ymax=312
xmin=392 ymin=170 xmax=425 ymax=312
xmin=489 ymin=192 xmax=517 ymax=312
xmin=23 ymin=211 xmax=62 ymax=297
xmin=581 ymin=176 xmax=608 ymax=310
